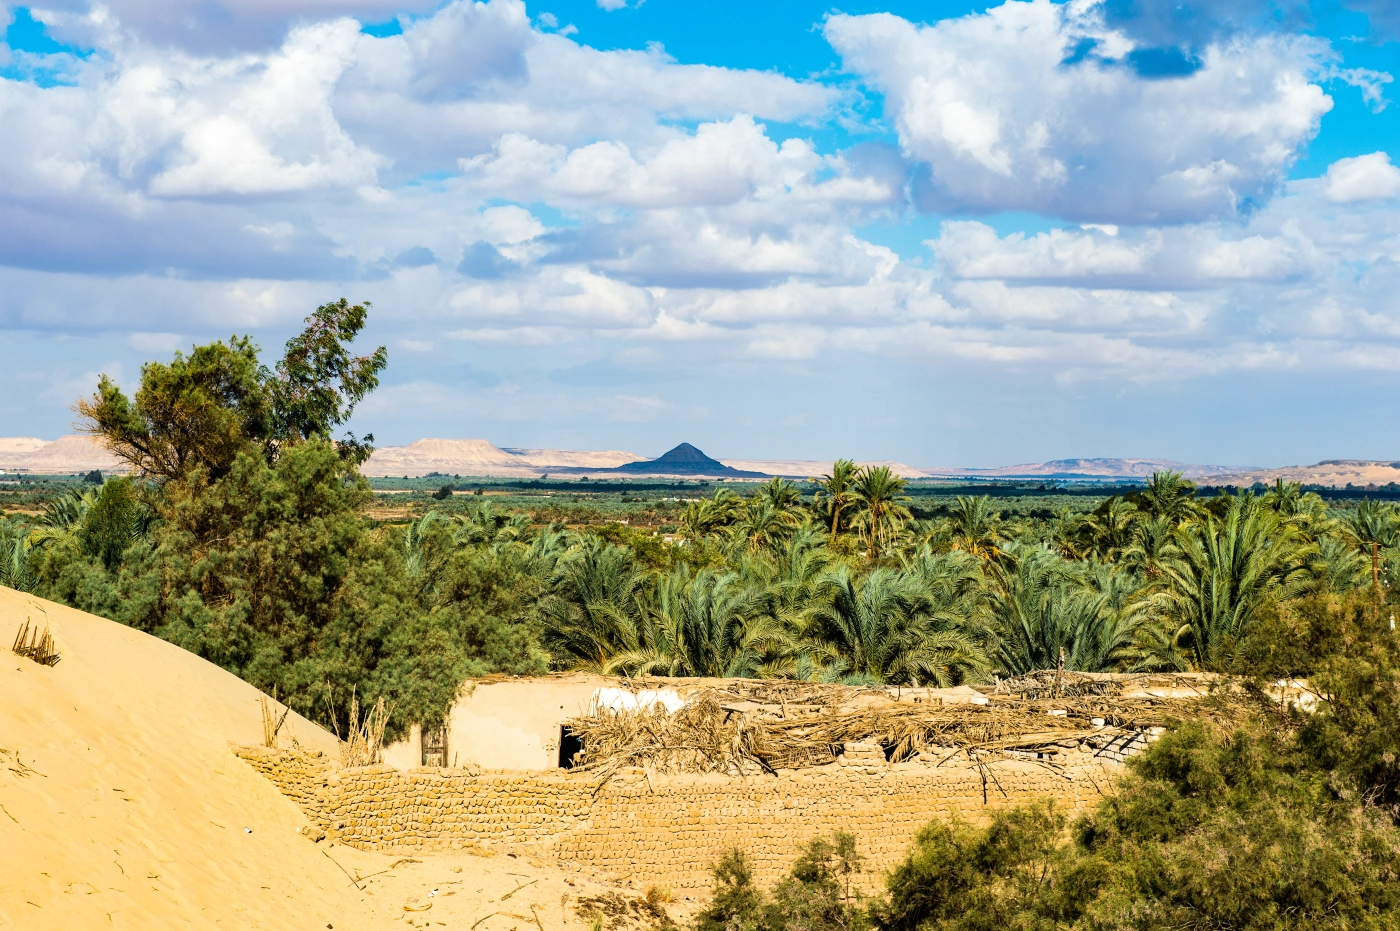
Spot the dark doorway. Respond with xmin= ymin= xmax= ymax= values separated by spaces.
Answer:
xmin=559 ymin=726 xmax=583 ymax=769
xmin=422 ymin=726 xmax=448 ymax=767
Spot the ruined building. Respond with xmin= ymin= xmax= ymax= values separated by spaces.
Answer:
xmin=236 ymin=673 xmax=1219 ymax=890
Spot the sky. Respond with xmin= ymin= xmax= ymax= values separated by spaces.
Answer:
xmin=0 ymin=0 xmax=1397 ymax=467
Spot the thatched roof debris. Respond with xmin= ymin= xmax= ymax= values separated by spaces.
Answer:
xmin=563 ymin=673 xmax=1236 ymax=778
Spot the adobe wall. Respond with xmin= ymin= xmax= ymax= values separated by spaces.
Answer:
xmin=234 ymin=742 xmax=1140 ymax=890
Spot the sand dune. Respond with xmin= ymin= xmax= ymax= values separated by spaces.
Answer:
xmin=0 ymin=588 xmax=635 ymax=930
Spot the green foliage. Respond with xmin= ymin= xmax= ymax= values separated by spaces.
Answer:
xmin=77 ymin=335 xmax=272 ymax=480
xmin=76 ymin=299 xmax=386 ymax=479
xmin=696 ymin=835 xmax=869 ymax=931
xmin=1159 ymin=494 xmax=1314 ymax=669
xmin=270 ymin=298 xmax=388 ymax=465
xmin=694 ymin=601 xmax=1400 ymax=929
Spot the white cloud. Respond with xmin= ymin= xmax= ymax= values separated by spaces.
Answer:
xmin=149 ymin=22 xmax=383 ymax=196
xmin=4 ymin=0 xmax=1400 ymax=457
xmin=1331 ymin=66 xmax=1394 ymax=113
xmin=930 ymin=220 xmax=1321 ymax=288
xmin=1324 ymin=152 xmax=1400 ymax=203
xmin=825 ymin=0 xmax=1333 ymax=223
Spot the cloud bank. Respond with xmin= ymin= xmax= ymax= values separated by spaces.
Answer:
xmin=0 ymin=0 xmax=1396 ymax=463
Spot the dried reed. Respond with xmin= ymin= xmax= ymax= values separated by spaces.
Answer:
xmin=564 ymin=675 xmax=1241 ymax=778
xmin=340 ymin=691 xmax=390 ymax=768
xmin=260 ymin=689 xmax=292 ymax=749
xmin=11 ymin=619 xmax=60 ymax=666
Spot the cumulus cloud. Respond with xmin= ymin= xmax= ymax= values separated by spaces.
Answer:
xmin=3 ymin=0 xmax=1400 ymax=453
xmin=1324 ymin=153 xmax=1400 ymax=203
xmin=825 ymin=0 xmax=1332 ymax=223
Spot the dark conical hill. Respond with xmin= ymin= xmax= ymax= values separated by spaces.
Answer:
xmin=615 ymin=443 xmax=767 ymax=476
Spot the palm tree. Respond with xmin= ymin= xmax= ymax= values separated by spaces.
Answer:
xmin=802 ymin=565 xmax=987 ymax=686
xmin=1121 ymin=514 xmax=1177 ymax=580
xmin=0 ymin=519 xmax=36 ymax=593
xmin=948 ymin=495 xmax=1004 ymax=560
xmin=1307 ymin=533 xmax=1370 ymax=593
xmin=1342 ymin=500 xmax=1399 ymax=609
xmin=1137 ymin=470 xmax=1199 ymax=524
xmin=1159 ymin=495 xmax=1313 ymax=669
xmin=812 ymin=459 xmax=860 ymax=541
xmin=758 ymin=477 xmax=802 ymax=512
xmin=541 ymin=538 xmax=646 ymax=671
xmin=1262 ymin=479 xmax=1303 ymax=517
xmin=730 ymin=498 xmax=800 ymax=555
xmin=989 ymin=546 xmax=1166 ymax=675
xmin=1080 ymin=496 xmax=1139 ymax=562
xmin=610 ymin=567 xmax=780 ymax=678
xmin=851 ymin=466 xmax=912 ymax=559
xmin=680 ymin=488 xmax=742 ymax=543
xmin=399 ymin=511 xmax=455 ymax=594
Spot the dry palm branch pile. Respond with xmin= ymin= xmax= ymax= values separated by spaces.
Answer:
xmin=563 ymin=673 xmax=1240 ymax=778
xmin=11 ymin=619 xmax=60 ymax=666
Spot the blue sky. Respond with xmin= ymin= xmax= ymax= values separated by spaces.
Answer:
xmin=1 ymin=0 xmax=1398 ymax=467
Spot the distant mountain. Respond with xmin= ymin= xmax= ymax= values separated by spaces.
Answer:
xmin=361 ymin=439 xmax=641 ymax=477
xmin=12 ymin=434 xmax=1387 ymax=488
xmin=614 ymin=443 xmax=767 ymax=477
xmin=721 ymin=456 xmax=1241 ymax=481
xmin=923 ymin=458 xmax=1247 ymax=481
xmin=721 ymin=458 xmax=929 ymax=479
xmin=1212 ymin=460 xmax=1400 ymax=488
xmin=0 ymin=435 xmax=120 ymax=474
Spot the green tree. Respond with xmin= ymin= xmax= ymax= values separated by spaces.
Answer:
xmin=269 ymin=298 xmax=388 ymax=465
xmin=1136 ymin=469 xmax=1199 ymax=524
xmin=76 ymin=336 xmax=272 ymax=480
xmin=990 ymin=546 xmax=1167 ymax=675
xmin=0 ymin=518 xmax=36 ymax=592
xmin=611 ymin=566 xmax=780 ymax=678
xmin=1342 ymin=499 xmax=1399 ymax=612
xmin=1160 ymin=494 xmax=1313 ymax=669
xmin=540 ymin=538 xmax=646 ymax=671
xmin=852 ymin=467 xmax=912 ymax=559
xmin=76 ymin=300 xmax=386 ymax=479
xmin=814 ymin=459 xmax=861 ymax=541
xmin=804 ymin=566 xmax=986 ymax=686
xmin=947 ymin=496 xmax=1005 ymax=561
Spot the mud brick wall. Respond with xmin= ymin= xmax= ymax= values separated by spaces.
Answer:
xmin=233 ymin=745 xmax=337 ymax=823
xmin=321 ymin=768 xmax=596 ymax=849
xmin=557 ymin=755 xmax=1115 ymax=889
xmin=234 ymin=747 xmax=1125 ymax=890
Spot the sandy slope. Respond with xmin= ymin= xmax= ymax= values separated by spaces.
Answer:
xmin=0 ymin=589 xmax=655 ymax=931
